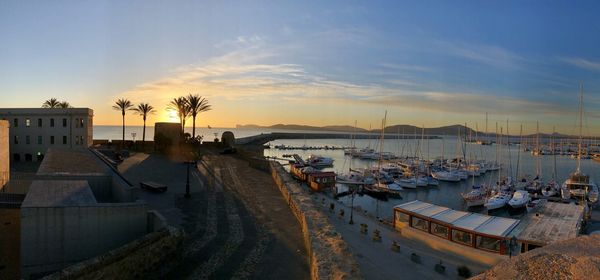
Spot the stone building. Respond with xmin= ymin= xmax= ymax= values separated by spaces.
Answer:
xmin=0 ymin=108 xmax=93 ymax=162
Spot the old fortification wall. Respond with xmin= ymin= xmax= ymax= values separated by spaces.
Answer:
xmin=43 ymin=227 xmax=184 ymax=280
xmin=269 ymin=161 xmax=362 ymax=280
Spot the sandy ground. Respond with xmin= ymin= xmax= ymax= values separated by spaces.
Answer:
xmin=119 ymin=151 xmax=310 ymax=279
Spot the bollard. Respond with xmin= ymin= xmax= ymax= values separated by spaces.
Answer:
xmin=410 ymin=252 xmax=421 ymax=264
xmin=434 ymin=260 xmax=445 ymax=274
xmin=329 ymin=203 xmax=335 ymax=213
xmin=339 ymin=209 xmax=345 ymax=219
xmin=372 ymin=229 xmax=382 ymax=242
xmin=360 ymin=223 xmax=368 ymax=235
xmin=391 ymin=241 xmax=400 ymax=252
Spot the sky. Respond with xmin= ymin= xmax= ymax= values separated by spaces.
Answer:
xmin=1 ymin=1 xmax=600 ymax=135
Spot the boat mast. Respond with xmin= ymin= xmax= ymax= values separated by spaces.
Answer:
xmin=516 ymin=124 xmax=522 ymax=179
xmin=577 ymin=83 xmax=583 ymax=173
xmin=536 ymin=121 xmax=541 ymax=178
xmin=507 ymin=119 xmax=512 ymax=180
xmin=552 ymin=126 xmax=557 ymax=181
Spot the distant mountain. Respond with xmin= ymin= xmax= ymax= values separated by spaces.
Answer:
xmin=236 ymin=123 xmax=578 ymax=138
xmin=236 ymin=124 xmax=368 ymax=133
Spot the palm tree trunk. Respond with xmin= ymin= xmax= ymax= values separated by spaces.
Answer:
xmin=142 ymin=116 xmax=146 ymax=149
xmin=122 ymin=112 xmax=125 ymax=149
xmin=192 ymin=115 xmax=196 ymax=139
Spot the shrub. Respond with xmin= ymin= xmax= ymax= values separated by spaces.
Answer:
xmin=457 ymin=265 xmax=472 ymax=278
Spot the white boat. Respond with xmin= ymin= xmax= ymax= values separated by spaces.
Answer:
xmin=461 ymin=185 xmax=487 ymax=207
xmin=379 ymin=182 xmax=404 ymax=192
xmin=431 ymin=170 xmax=461 ymax=182
xmin=560 ymin=85 xmax=600 ymax=205
xmin=484 ymin=190 xmax=512 ymax=211
xmin=306 ymin=155 xmax=334 ymax=168
xmin=561 ymin=171 xmax=599 ymax=204
xmin=426 ymin=176 xmax=439 ymax=186
xmin=508 ymin=190 xmax=531 ymax=208
xmin=395 ymin=177 xmax=417 ymax=189
xmin=541 ymin=181 xmax=559 ymax=197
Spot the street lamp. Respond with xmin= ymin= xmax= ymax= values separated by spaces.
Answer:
xmin=349 ymin=188 xmax=355 ymax=224
xmin=185 ymin=161 xmax=193 ymax=198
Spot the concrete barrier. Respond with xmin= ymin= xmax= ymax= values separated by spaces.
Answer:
xmin=269 ymin=161 xmax=362 ymax=280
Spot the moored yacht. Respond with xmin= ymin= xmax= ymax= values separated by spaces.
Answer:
xmin=508 ymin=190 xmax=530 ymax=209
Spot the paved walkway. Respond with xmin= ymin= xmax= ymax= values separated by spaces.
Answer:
xmin=119 ymin=152 xmax=309 ymax=279
xmin=317 ymin=193 xmax=490 ymax=279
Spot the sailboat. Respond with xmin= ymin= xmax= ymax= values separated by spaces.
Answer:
xmin=542 ymin=127 xmax=560 ymax=197
xmin=561 ymin=84 xmax=599 ymax=204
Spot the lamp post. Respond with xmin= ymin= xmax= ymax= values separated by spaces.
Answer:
xmin=349 ymin=188 xmax=355 ymax=225
xmin=185 ymin=161 xmax=192 ymax=198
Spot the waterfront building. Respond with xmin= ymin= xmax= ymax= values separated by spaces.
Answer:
xmin=0 ymin=108 xmax=93 ymax=162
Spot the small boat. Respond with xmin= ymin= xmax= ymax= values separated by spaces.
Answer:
xmin=508 ymin=190 xmax=531 ymax=209
xmin=431 ymin=171 xmax=461 ymax=182
xmin=461 ymin=185 xmax=487 ymax=207
xmin=526 ymin=199 xmax=546 ymax=212
xmin=306 ymin=155 xmax=334 ymax=168
xmin=426 ymin=176 xmax=439 ymax=186
xmin=395 ymin=177 xmax=417 ymax=189
xmin=484 ymin=190 xmax=512 ymax=211
xmin=541 ymin=181 xmax=559 ymax=197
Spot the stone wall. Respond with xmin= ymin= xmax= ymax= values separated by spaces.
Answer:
xmin=0 ymin=208 xmax=20 ymax=279
xmin=269 ymin=161 xmax=362 ymax=280
xmin=21 ymin=203 xmax=148 ymax=278
xmin=42 ymin=227 xmax=185 ymax=280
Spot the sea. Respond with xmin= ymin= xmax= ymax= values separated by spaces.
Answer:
xmin=94 ymin=125 xmax=600 ymax=220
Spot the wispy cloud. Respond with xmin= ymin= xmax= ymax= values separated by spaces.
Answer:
xmin=434 ymin=40 xmax=524 ymax=69
xmin=560 ymin=57 xmax=600 ymax=71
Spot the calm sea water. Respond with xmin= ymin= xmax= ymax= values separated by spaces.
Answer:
xmin=95 ymin=125 xmax=600 ymax=219
xmin=93 ymin=125 xmax=302 ymax=141
xmin=263 ymin=137 xmax=600 ymax=220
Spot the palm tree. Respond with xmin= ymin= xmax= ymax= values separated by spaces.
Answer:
xmin=58 ymin=101 xmax=71 ymax=108
xmin=132 ymin=103 xmax=156 ymax=146
xmin=42 ymin=98 xmax=60 ymax=108
xmin=168 ymin=97 xmax=190 ymax=134
xmin=185 ymin=94 xmax=212 ymax=139
xmin=112 ymin=98 xmax=134 ymax=146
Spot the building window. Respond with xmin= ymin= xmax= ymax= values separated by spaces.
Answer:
xmin=75 ymin=135 xmax=80 ymax=145
xmin=395 ymin=211 xmax=410 ymax=224
xmin=476 ymin=236 xmax=501 ymax=252
xmin=79 ymin=118 xmax=84 ymax=128
xmin=37 ymin=135 xmax=43 ymax=145
xmin=50 ymin=118 xmax=55 ymax=127
xmin=62 ymin=118 xmax=67 ymax=127
xmin=50 ymin=136 xmax=55 ymax=144
xmin=410 ymin=216 xmax=429 ymax=232
xmin=26 ymin=118 xmax=31 ymax=127
xmin=26 ymin=135 xmax=30 ymax=144
xmin=63 ymin=135 xmax=67 ymax=145
xmin=13 ymin=153 xmax=20 ymax=162
xmin=25 ymin=154 xmax=32 ymax=162
xmin=38 ymin=118 xmax=42 ymax=127
xmin=13 ymin=135 xmax=19 ymax=144
xmin=452 ymin=229 xmax=473 ymax=246
xmin=431 ymin=223 xmax=449 ymax=239
xmin=13 ymin=118 xmax=18 ymax=127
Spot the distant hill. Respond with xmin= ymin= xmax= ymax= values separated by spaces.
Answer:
xmin=236 ymin=124 xmax=368 ymax=133
xmin=236 ymin=123 xmax=577 ymax=138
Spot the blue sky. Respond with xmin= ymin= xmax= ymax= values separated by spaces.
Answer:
xmin=1 ymin=1 xmax=600 ymax=134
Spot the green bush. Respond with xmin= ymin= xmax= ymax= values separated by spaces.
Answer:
xmin=457 ymin=265 xmax=472 ymax=278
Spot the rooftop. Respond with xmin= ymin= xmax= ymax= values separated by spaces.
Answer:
xmin=513 ymin=201 xmax=584 ymax=245
xmin=21 ymin=180 xmax=97 ymax=207
xmin=0 ymin=108 xmax=93 ymax=116
xmin=452 ymin=213 xmax=493 ymax=231
xmin=37 ymin=148 xmax=109 ymax=176
xmin=475 ymin=216 xmax=520 ymax=237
